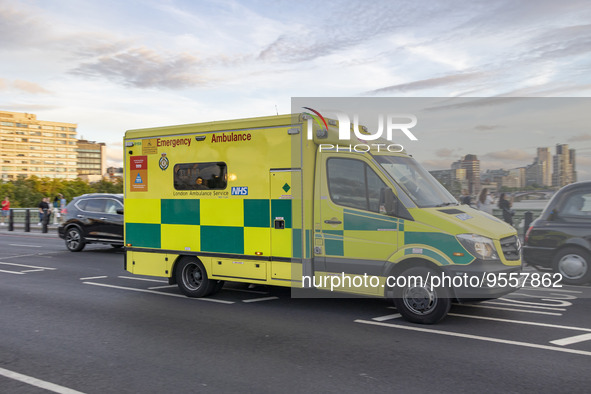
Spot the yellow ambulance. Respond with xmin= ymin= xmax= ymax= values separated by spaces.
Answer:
xmin=123 ymin=113 xmax=521 ymax=324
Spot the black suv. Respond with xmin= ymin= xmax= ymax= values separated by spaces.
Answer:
xmin=523 ymin=181 xmax=591 ymax=285
xmin=58 ymin=193 xmax=124 ymax=252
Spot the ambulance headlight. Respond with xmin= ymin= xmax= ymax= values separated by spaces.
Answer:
xmin=457 ymin=234 xmax=499 ymax=260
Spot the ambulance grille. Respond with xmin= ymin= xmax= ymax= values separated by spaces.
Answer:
xmin=500 ymin=235 xmax=521 ymax=261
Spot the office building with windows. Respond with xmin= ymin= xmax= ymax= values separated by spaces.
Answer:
xmin=77 ymin=139 xmax=106 ymax=182
xmin=0 ymin=110 xmax=78 ymax=180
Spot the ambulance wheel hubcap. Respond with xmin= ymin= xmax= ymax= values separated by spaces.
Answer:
xmin=402 ymin=286 xmax=437 ymax=315
xmin=182 ymin=263 xmax=203 ymax=290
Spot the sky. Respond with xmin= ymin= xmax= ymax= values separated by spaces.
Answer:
xmin=1 ymin=0 xmax=591 ymax=178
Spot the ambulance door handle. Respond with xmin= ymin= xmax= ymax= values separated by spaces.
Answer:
xmin=324 ymin=219 xmax=342 ymax=225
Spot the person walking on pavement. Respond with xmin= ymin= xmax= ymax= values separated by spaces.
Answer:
xmin=1 ymin=196 xmax=9 ymax=226
xmin=53 ymin=195 xmax=60 ymax=224
xmin=38 ymin=197 xmax=51 ymax=226
xmin=498 ymin=192 xmax=515 ymax=226
xmin=460 ymin=189 xmax=472 ymax=207
xmin=59 ymin=193 xmax=67 ymax=223
xmin=477 ymin=188 xmax=495 ymax=215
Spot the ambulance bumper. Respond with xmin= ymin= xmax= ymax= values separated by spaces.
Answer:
xmin=441 ymin=260 xmax=522 ymax=301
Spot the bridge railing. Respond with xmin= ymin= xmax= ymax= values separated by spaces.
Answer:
xmin=491 ymin=208 xmax=543 ymax=235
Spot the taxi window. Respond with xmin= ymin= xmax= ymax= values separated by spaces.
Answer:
xmin=174 ymin=162 xmax=227 ymax=190
xmin=562 ymin=190 xmax=591 ymax=217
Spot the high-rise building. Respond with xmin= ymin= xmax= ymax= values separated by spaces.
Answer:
xmin=502 ymin=167 xmax=525 ymax=189
xmin=429 ymin=168 xmax=467 ymax=196
xmin=0 ymin=110 xmax=78 ymax=180
xmin=460 ymin=154 xmax=480 ymax=194
xmin=552 ymin=144 xmax=576 ymax=187
xmin=537 ymin=147 xmax=552 ymax=186
xmin=77 ymin=139 xmax=106 ymax=182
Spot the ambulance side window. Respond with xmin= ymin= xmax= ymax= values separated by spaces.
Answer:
xmin=327 ymin=158 xmax=388 ymax=213
xmin=174 ymin=162 xmax=227 ymax=190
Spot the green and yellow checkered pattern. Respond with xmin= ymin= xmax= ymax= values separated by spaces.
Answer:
xmin=125 ymin=198 xmax=293 ymax=257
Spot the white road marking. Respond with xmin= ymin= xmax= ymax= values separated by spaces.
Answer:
xmin=21 ymin=269 xmax=45 ymax=273
xmin=1 ymin=252 xmax=61 ymax=260
xmin=0 ymin=269 xmax=25 ymax=275
xmin=8 ymin=244 xmax=42 ymax=248
xmin=481 ymin=301 xmax=566 ymax=311
xmin=354 ymin=320 xmax=591 ymax=357
xmin=498 ymin=296 xmax=572 ymax=308
xmin=242 ymin=296 xmax=279 ymax=303
xmin=520 ymin=287 xmax=582 ymax=294
xmin=223 ymin=287 xmax=270 ymax=295
xmin=509 ymin=292 xmax=577 ymax=300
xmin=455 ymin=303 xmax=562 ymax=316
xmin=0 ymin=262 xmax=56 ymax=270
xmin=551 ymin=333 xmax=591 ymax=346
xmin=0 ymin=366 xmax=84 ymax=394
xmin=448 ymin=313 xmax=591 ymax=332
xmin=372 ymin=314 xmax=402 ymax=322
xmin=83 ymin=282 xmax=234 ymax=304
xmin=147 ymin=285 xmax=177 ymax=290
xmin=117 ymin=276 xmax=168 ymax=283
xmin=79 ymin=276 xmax=107 ymax=281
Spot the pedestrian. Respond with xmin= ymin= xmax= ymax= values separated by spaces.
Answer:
xmin=38 ymin=197 xmax=51 ymax=226
xmin=460 ymin=189 xmax=472 ymax=206
xmin=476 ymin=188 xmax=495 ymax=215
xmin=498 ymin=192 xmax=514 ymax=226
xmin=59 ymin=193 xmax=67 ymax=221
xmin=1 ymin=196 xmax=9 ymax=226
xmin=53 ymin=195 xmax=60 ymax=224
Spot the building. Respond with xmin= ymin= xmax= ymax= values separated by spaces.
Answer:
xmin=460 ymin=154 xmax=481 ymax=195
xmin=0 ymin=110 xmax=78 ymax=180
xmin=502 ymin=167 xmax=526 ymax=189
xmin=537 ymin=147 xmax=552 ymax=186
xmin=77 ymin=139 xmax=106 ymax=182
xmin=105 ymin=166 xmax=123 ymax=182
xmin=429 ymin=168 xmax=467 ymax=196
xmin=552 ymin=144 xmax=576 ymax=187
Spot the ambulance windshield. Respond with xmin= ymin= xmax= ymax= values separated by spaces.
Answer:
xmin=374 ymin=155 xmax=458 ymax=208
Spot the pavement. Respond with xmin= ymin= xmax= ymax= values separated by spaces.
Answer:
xmin=0 ymin=223 xmax=60 ymax=237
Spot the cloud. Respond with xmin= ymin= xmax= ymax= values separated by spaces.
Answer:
xmin=0 ymin=2 xmax=51 ymax=49
xmin=434 ymin=148 xmax=457 ymax=157
xmin=0 ymin=78 xmax=51 ymax=94
xmin=71 ymin=47 xmax=206 ymax=89
xmin=475 ymin=125 xmax=500 ymax=131
xmin=483 ymin=149 xmax=532 ymax=161
xmin=568 ymin=133 xmax=591 ymax=142
xmin=365 ymin=72 xmax=486 ymax=95
xmin=12 ymin=79 xmax=51 ymax=94
xmin=421 ymin=159 xmax=454 ymax=170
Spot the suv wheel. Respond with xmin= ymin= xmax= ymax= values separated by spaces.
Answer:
xmin=65 ymin=227 xmax=86 ymax=252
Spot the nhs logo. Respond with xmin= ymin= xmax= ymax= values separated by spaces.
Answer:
xmin=231 ymin=186 xmax=249 ymax=195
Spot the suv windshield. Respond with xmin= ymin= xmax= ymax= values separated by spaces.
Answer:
xmin=373 ymin=155 xmax=458 ymax=208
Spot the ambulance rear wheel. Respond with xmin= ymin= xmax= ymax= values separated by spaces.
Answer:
xmin=392 ymin=266 xmax=451 ymax=324
xmin=176 ymin=257 xmax=216 ymax=297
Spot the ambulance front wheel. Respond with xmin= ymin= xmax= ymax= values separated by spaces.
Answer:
xmin=392 ymin=266 xmax=451 ymax=324
xmin=176 ymin=257 xmax=216 ymax=297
